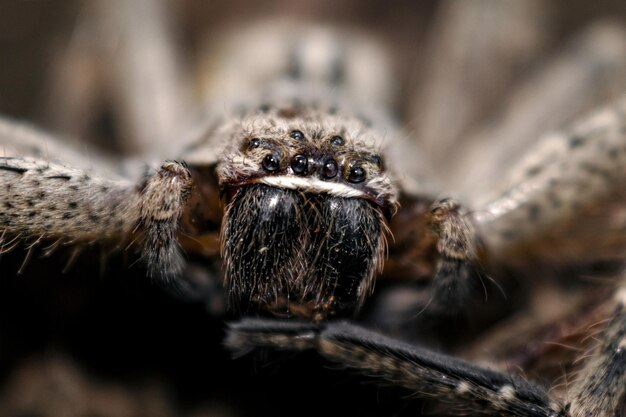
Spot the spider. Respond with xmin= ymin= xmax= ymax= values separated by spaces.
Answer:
xmin=1 ymin=1 xmax=626 ymax=416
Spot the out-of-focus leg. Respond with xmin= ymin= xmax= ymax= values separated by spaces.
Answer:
xmin=409 ymin=0 xmax=547 ymax=168
xmin=566 ymin=278 xmax=626 ymax=417
xmin=474 ymin=94 xmax=626 ymax=264
xmin=452 ymin=23 xmax=626 ymax=195
xmin=43 ymin=0 xmax=190 ymax=156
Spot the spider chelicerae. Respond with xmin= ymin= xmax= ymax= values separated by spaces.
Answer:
xmin=1 ymin=1 xmax=626 ymax=416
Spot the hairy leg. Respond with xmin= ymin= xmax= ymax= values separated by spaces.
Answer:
xmin=226 ymin=318 xmax=564 ymax=417
xmin=473 ymin=94 xmax=626 ymax=264
xmin=427 ymin=198 xmax=479 ymax=308
xmin=566 ymin=279 xmax=626 ymax=417
xmin=0 ymin=118 xmax=191 ymax=279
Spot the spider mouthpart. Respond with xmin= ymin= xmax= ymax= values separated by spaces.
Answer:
xmin=221 ymin=183 xmax=385 ymax=320
xmin=290 ymin=130 xmax=305 ymax=140
xmin=348 ymin=165 xmax=366 ymax=183
xmin=330 ymin=135 xmax=344 ymax=146
xmin=291 ymin=154 xmax=308 ymax=174
xmin=262 ymin=153 xmax=281 ymax=172
xmin=322 ymin=158 xmax=339 ymax=178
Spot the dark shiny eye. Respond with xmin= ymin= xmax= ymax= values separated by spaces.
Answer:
xmin=291 ymin=154 xmax=308 ymax=174
xmin=262 ymin=153 xmax=280 ymax=172
xmin=371 ymin=155 xmax=383 ymax=169
xmin=348 ymin=165 xmax=366 ymax=183
xmin=249 ymin=138 xmax=261 ymax=149
xmin=290 ymin=130 xmax=305 ymax=140
xmin=322 ymin=158 xmax=338 ymax=179
xmin=330 ymin=135 xmax=344 ymax=146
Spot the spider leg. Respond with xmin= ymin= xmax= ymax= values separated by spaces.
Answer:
xmin=0 ymin=115 xmax=120 ymax=172
xmin=226 ymin=318 xmax=565 ymax=417
xmin=0 ymin=118 xmax=192 ymax=280
xmin=474 ymin=94 xmax=626 ymax=264
xmin=383 ymin=193 xmax=481 ymax=314
xmin=427 ymin=198 xmax=479 ymax=310
xmin=410 ymin=0 xmax=547 ymax=169
xmin=452 ymin=22 xmax=626 ymax=195
xmin=43 ymin=0 xmax=190 ymax=156
xmin=566 ymin=280 xmax=626 ymax=417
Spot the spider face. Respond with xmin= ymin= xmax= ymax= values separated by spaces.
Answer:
xmin=216 ymin=107 xmax=398 ymax=319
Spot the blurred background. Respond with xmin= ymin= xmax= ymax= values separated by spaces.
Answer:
xmin=1 ymin=1 xmax=626 ymax=416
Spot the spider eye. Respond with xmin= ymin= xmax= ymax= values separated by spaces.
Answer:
xmin=291 ymin=154 xmax=308 ymax=174
xmin=262 ymin=153 xmax=281 ymax=172
xmin=348 ymin=165 xmax=366 ymax=183
xmin=371 ymin=155 xmax=383 ymax=169
xmin=330 ymin=135 xmax=344 ymax=146
xmin=249 ymin=138 xmax=261 ymax=149
xmin=322 ymin=158 xmax=338 ymax=179
xmin=290 ymin=130 xmax=305 ymax=140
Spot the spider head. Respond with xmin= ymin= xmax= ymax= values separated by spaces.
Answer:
xmin=216 ymin=108 xmax=398 ymax=320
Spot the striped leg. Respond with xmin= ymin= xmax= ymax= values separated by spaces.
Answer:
xmin=226 ymin=318 xmax=565 ymax=417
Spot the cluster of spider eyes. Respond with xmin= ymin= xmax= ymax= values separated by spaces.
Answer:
xmin=248 ymin=130 xmax=378 ymax=184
